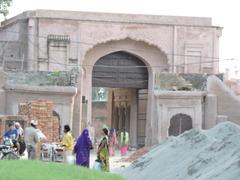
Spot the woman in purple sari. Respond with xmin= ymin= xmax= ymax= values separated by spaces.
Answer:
xmin=74 ymin=128 xmax=93 ymax=168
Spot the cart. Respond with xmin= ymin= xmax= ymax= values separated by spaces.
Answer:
xmin=40 ymin=143 xmax=64 ymax=162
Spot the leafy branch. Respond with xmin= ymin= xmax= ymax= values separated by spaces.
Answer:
xmin=0 ymin=0 xmax=12 ymax=17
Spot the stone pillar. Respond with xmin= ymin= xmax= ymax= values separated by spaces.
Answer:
xmin=213 ymin=28 xmax=222 ymax=74
xmin=72 ymin=69 xmax=83 ymax=137
xmin=145 ymin=70 xmax=155 ymax=146
xmin=194 ymin=97 xmax=203 ymax=129
xmin=81 ymin=66 xmax=92 ymax=126
xmin=161 ymin=102 xmax=169 ymax=140
xmin=151 ymin=95 xmax=161 ymax=145
xmin=107 ymin=89 xmax=113 ymax=126
xmin=172 ymin=25 xmax=177 ymax=73
xmin=0 ymin=89 xmax=5 ymax=114
xmin=81 ymin=102 xmax=88 ymax=130
xmin=0 ymin=70 xmax=6 ymax=114
xmin=130 ymin=89 xmax=137 ymax=148
xmin=155 ymin=98 xmax=162 ymax=143
xmin=204 ymin=94 xmax=217 ymax=129
xmin=27 ymin=18 xmax=38 ymax=71
xmin=72 ymin=91 xmax=81 ymax=137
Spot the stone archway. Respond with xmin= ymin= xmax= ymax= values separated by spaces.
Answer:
xmin=79 ymin=38 xmax=169 ymax=146
xmin=168 ymin=113 xmax=193 ymax=136
xmin=92 ymin=51 xmax=149 ymax=147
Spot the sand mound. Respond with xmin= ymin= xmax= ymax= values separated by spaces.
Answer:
xmin=121 ymin=122 xmax=240 ymax=180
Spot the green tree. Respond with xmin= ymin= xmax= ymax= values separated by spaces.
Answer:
xmin=0 ymin=0 xmax=12 ymax=17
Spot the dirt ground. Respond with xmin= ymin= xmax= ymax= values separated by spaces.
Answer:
xmin=90 ymin=149 xmax=134 ymax=172
xmin=20 ymin=148 xmax=134 ymax=172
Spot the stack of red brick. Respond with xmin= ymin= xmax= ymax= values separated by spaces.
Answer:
xmin=18 ymin=100 xmax=60 ymax=142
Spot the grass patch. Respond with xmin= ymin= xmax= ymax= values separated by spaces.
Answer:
xmin=0 ymin=160 xmax=124 ymax=180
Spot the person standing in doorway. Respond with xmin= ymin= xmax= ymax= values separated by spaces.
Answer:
xmin=109 ymin=128 xmax=117 ymax=156
xmin=62 ymin=125 xmax=74 ymax=163
xmin=120 ymin=129 xmax=129 ymax=156
xmin=24 ymin=120 xmax=39 ymax=160
xmin=97 ymin=128 xmax=110 ymax=172
xmin=74 ymin=128 xmax=93 ymax=168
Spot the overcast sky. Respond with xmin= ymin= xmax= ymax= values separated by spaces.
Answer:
xmin=3 ymin=0 xmax=240 ymax=72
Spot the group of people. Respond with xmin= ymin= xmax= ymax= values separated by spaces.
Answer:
xmin=1 ymin=120 xmax=40 ymax=160
xmin=61 ymin=125 xmax=129 ymax=172
xmin=109 ymin=128 xmax=129 ymax=156
xmin=1 ymin=120 xmax=129 ymax=172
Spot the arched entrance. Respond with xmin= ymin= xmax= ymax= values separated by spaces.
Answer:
xmin=93 ymin=51 xmax=148 ymax=88
xmin=92 ymin=51 xmax=148 ymax=147
xmin=77 ymin=38 xmax=169 ymax=146
xmin=168 ymin=113 xmax=193 ymax=136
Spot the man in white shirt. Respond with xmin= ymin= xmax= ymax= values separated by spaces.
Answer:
xmin=15 ymin=122 xmax=24 ymax=137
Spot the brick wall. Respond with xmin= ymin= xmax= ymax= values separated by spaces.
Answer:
xmin=18 ymin=99 xmax=60 ymax=142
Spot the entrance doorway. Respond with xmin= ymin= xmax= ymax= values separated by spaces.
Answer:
xmin=168 ymin=113 xmax=193 ymax=136
xmin=92 ymin=51 xmax=148 ymax=147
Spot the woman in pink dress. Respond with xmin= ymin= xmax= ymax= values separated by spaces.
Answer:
xmin=120 ymin=129 xmax=129 ymax=156
xmin=109 ymin=128 xmax=117 ymax=156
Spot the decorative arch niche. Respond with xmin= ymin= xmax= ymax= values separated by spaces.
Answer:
xmin=168 ymin=113 xmax=193 ymax=136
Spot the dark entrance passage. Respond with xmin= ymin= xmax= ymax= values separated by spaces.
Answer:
xmin=168 ymin=113 xmax=193 ymax=136
xmin=92 ymin=51 xmax=148 ymax=147
xmin=112 ymin=89 xmax=131 ymax=133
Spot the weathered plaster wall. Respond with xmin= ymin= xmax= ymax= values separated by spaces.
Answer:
xmin=0 ymin=89 xmax=5 ymax=114
xmin=0 ymin=20 xmax=28 ymax=71
xmin=0 ymin=70 xmax=6 ymax=114
xmin=35 ymin=15 xmax=220 ymax=73
xmin=154 ymin=91 xmax=205 ymax=143
xmin=0 ymin=10 xmax=222 ymax=145
xmin=4 ymin=84 xmax=77 ymax=132
xmin=0 ymin=10 xmax=221 ymax=74
xmin=204 ymin=94 xmax=217 ymax=129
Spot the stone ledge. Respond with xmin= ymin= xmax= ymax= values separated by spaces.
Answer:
xmin=4 ymin=84 xmax=77 ymax=95
xmin=1 ymin=9 xmax=215 ymax=27
xmin=154 ymin=90 xmax=206 ymax=99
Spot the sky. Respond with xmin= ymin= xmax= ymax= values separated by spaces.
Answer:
xmin=2 ymin=0 xmax=240 ymax=73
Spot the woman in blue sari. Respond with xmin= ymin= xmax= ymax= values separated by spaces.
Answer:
xmin=74 ymin=128 xmax=93 ymax=168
